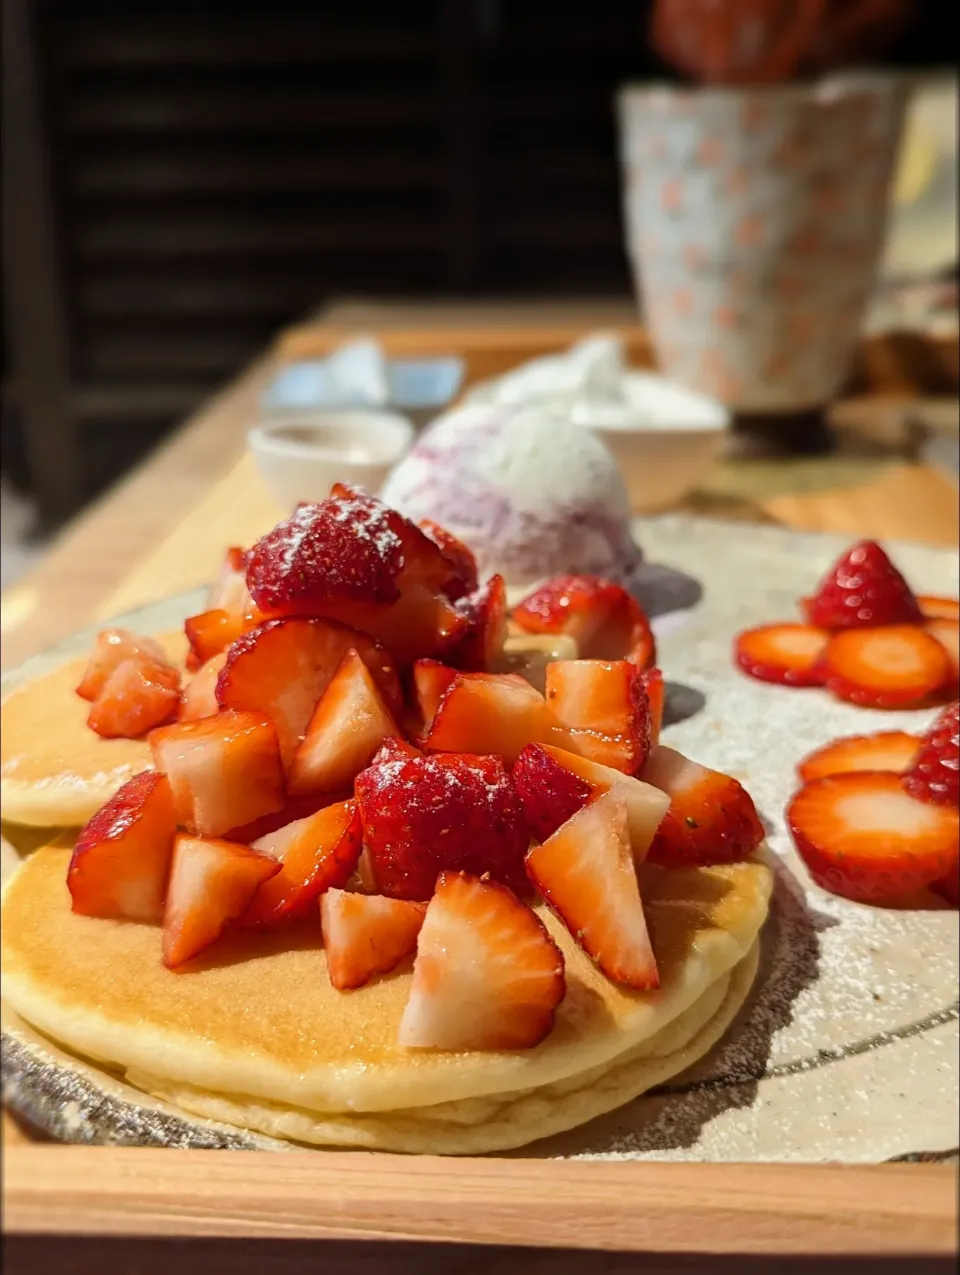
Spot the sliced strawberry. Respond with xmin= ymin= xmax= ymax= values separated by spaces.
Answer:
xmin=223 ymin=796 xmax=336 ymax=844
xmin=925 ymin=618 xmax=959 ymax=683
xmin=544 ymin=659 xmax=651 ymax=774
xmin=87 ymin=656 xmax=181 ymax=739
xmin=918 ymin=596 xmax=960 ymax=621
xmin=640 ymin=667 xmax=665 ymax=745
xmin=355 ymin=750 xmax=529 ymax=900
xmin=641 ymin=745 xmax=764 ymax=868
xmin=184 ymin=608 xmax=247 ymax=665
xmin=76 ymin=628 xmax=172 ymax=702
xmin=162 ymin=835 xmax=280 ymax=968
xmin=67 ymin=771 xmax=177 ymax=922
xmin=287 ymin=649 xmax=402 ymax=797
xmin=526 ymin=789 xmax=659 ymax=990
xmin=178 ymin=652 xmax=228 ymax=722
xmin=149 ymin=709 xmax=285 ymax=837
xmin=512 ymin=575 xmax=656 ymax=668
xmin=821 ymin=626 xmax=951 ymax=709
xmin=446 ymin=574 xmax=508 ymax=672
xmin=417 ymin=518 xmax=478 ymax=599
xmin=320 ymin=888 xmax=426 ymax=990
xmin=902 ymin=702 xmax=959 ymax=808
xmin=805 ymin=540 xmax=923 ymax=630
xmin=398 ymin=871 xmax=564 ymax=1050
xmin=215 ymin=616 xmax=401 ymax=763
xmin=514 ymin=743 xmax=669 ymax=860
xmin=412 ymin=659 xmax=458 ymax=734
xmin=798 ymin=731 xmax=921 ymax=783
xmin=734 ymin=623 xmax=829 ymax=687
xmin=371 ymin=736 xmax=423 ymax=765
xmin=787 ymin=772 xmax=959 ymax=905
xmin=207 ymin=545 xmax=250 ymax=614
xmin=243 ymin=799 xmax=362 ymax=927
xmin=424 ymin=671 xmax=569 ymax=764
xmin=324 ymin=585 xmax=466 ymax=666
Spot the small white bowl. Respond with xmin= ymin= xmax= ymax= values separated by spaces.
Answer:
xmin=249 ymin=410 xmax=414 ymax=509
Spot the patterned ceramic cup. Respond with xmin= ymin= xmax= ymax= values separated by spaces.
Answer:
xmin=618 ymin=74 xmax=910 ymax=414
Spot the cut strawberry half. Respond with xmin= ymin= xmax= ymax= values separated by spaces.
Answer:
xmin=734 ymin=623 xmax=829 ymax=687
xmin=87 ymin=656 xmax=181 ymax=739
xmin=184 ymin=608 xmax=247 ymax=666
xmin=640 ymin=667 xmax=665 ymax=745
xmin=207 ymin=545 xmax=250 ymax=614
xmin=917 ymin=596 xmax=960 ymax=621
xmin=424 ymin=671 xmax=569 ymax=763
xmin=355 ymin=750 xmax=530 ymax=900
xmin=149 ymin=709 xmax=285 ymax=837
xmin=215 ymin=616 xmax=401 ymax=763
xmin=398 ymin=871 xmax=564 ymax=1050
xmin=798 ymin=731 xmax=921 ymax=783
xmin=412 ymin=659 xmax=458 ymax=734
xmin=447 ymin=574 xmax=508 ymax=671
xmin=787 ymin=772 xmax=959 ymax=905
xmin=68 ymin=771 xmax=177 ymax=922
xmin=804 ymin=540 xmax=923 ymax=630
xmin=162 ymin=835 xmax=280 ymax=968
xmin=243 ymin=799 xmax=362 ymax=927
xmin=287 ymin=649 xmax=402 ymax=798
xmin=925 ymin=618 xmax=959 ymax=683
xmin=320 ymin=888 xmax=426 ymax=990
xmin=902 ymin=702 xmax=959 ymax=808
xmin=544 ymin=659 xmax=651 ymax=775
xmin=417 ymin=518 xmax=478 ymax=599
xmin=513 ymin=743 xmax=669 ymax=859
xmin=821 ymin=626 xmax=952 ymax=709
xmin=641 ymin=745 xmax=764 ymax=868
xmin=178 ymin=653 xmax=228 ymax=722
xmin=76 ymin=628 xmax=172 ymax=702
xmin=526 ymin=789 xmax=659 ymax=990
xmin=511 ymin=574 xmax=656 ymax=668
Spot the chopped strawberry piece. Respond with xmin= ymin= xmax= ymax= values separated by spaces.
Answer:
xmin=734 ymin=623 xmax=829 ymax=687
xmin=355 ymin=750 xmax=530 ymax=900
xmin=526 ymin=789 xmax=659 ymax=990
xmin=243 ymin=799 xmax=362 ymax=927
xmin=162 ymin=835 xmax=280 ymax=968
xmin=412 ymin=659 xmax=458 ymax=734
xmin=640 ymin=667 xmax=665 ymax=745
xmin=417 ymin=518 xmax=478 ymax=599
xmin=87 ymin=656 xmax=181 ymax=739
xmin=902 ymin=703 xmax=959 ymax=808
xmin=178 ymin=653 xmax=228 ymax=722
xmin=787 ymin=772 xmax=959 ymax=905
xmin=371 ymin=736 xmax=423 ymax=765
xmin=798 ymin=731 xmax=921 ymax=783
xmin=149 ymin=709 xmax=285 ymax=837
xmin=918 ymin=596 xmax=960 ymax=621
xmin=68 ymin=771 xmax=177 ymax=922
xmin=544 ymin=659 xmax=651 ymax=774
xmin=424 ymin=671 xmax=569 ymax=764
xmin=446 ymin=574 xmax=508 ymax=671
xmin=821 ymin=626 xmax=952 ymax=709
xmin=925 ymin=619 xmax=959 ymax=684
xmin=512 ymin=574 xmax=656 ymax=668
xmin=287 ymin=649 xmax=402 ymax=797
xmin=320 ymin=888 xmax=426 ymax=990
xmin=398 ymin=871 xmax=564 ymax=1050
xmin=804 ymin=540 xmax=923 ymax=630
xmin=76 ymin=628 xmax=172 ymax=702
xmin=223 ymin=796 xmax=336 ymax=844
xmin=215 ymin=616 xmax=401 ymax=763
xmin=642 ymin=745 xmax=764 ymax=868
xmin=207 ymin=546 xmax=250 ymax=614
xmin=514 ymin=743 xmax=669 ymax=860
xmin=184 ymin=608 xmax=247 ymax=665
xmin=326 ymin=586 xmax=466 ymax=666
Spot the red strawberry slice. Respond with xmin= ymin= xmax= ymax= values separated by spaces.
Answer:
xmin=68 ymin=771 xmax=177 ymax=922
xmin=447 ymin=574 xmax=508 ymax=671
xmin=424 ymin=671 xmax=569 ymax=763
xmin=544 ymin=659 xmax=651 ymax=774
xmin=320 ymin=888 xmax=426 ymax=990
xmin=787 ymin=772 xmax=959 ymax=905
xmin=925 ymin=618 xmax=959 ymax=684
xmin=417 ymin=518 xmax=478 ymax=599
xmin=412 ymin=659 xmax=458 ymax=734
xmin=287 ymin=649 xmax=402 ymax=797
xmin=355 ymin=750 xmax=530 ymax=900
xmin=804 ymin=540 xmax=923 ymax=630
xmin=640 ymin=667 xmax=665 ymax=745
xmin=223 ymin=796 xmax=337 ymax=844
xmin=76 ymin=628 xmax=173 ymax=702
xmin=902 ymin=702 xmax=959 ymax=808
xmin=526 ymin=789 xmax=659 ymax=990
xmin=821 ymin=626 xmax=952 ymax=708
xmin=918 ymin=596 xmax=960 ymax=621
xmin=512 ymin=574 xmax=656 ymax=668
xmin=178 ymin=653 xmax=228 ymax=722
xmin=734 ymin=623 xmax=829 ymax=687
xmin=243 ymin=799 xmax=362 ymax=927
xmin=184 ymin=608 xmax=247 ymax=666
xmin=215 ymin=616 xmax=401 ymax=763
xmin=207 ymin=545 xmax=250 ymax=614
xmin=798 ymin=731 xmax=921 ymax=783
xmin=642 ymin=745 xmax=764 ymax=868
xmin=398 ymin=871 xmax=564 ymax=1050
xmin=162 ymin=834 xmax=280 ymax=968
xmin=87 ymin=656 xmax=181 ymax=739
xmin=149 ymin=709 xmax=285 ymax=838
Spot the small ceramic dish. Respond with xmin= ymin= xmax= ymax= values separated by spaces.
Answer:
xmin=248 ymin=411 xmax=415 ymax=509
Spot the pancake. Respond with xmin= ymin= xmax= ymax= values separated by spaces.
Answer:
xmin=0 ymin=844 xmax=771 ymax=1153
xmin=0 ymin=631 xmax=188 ymax=828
